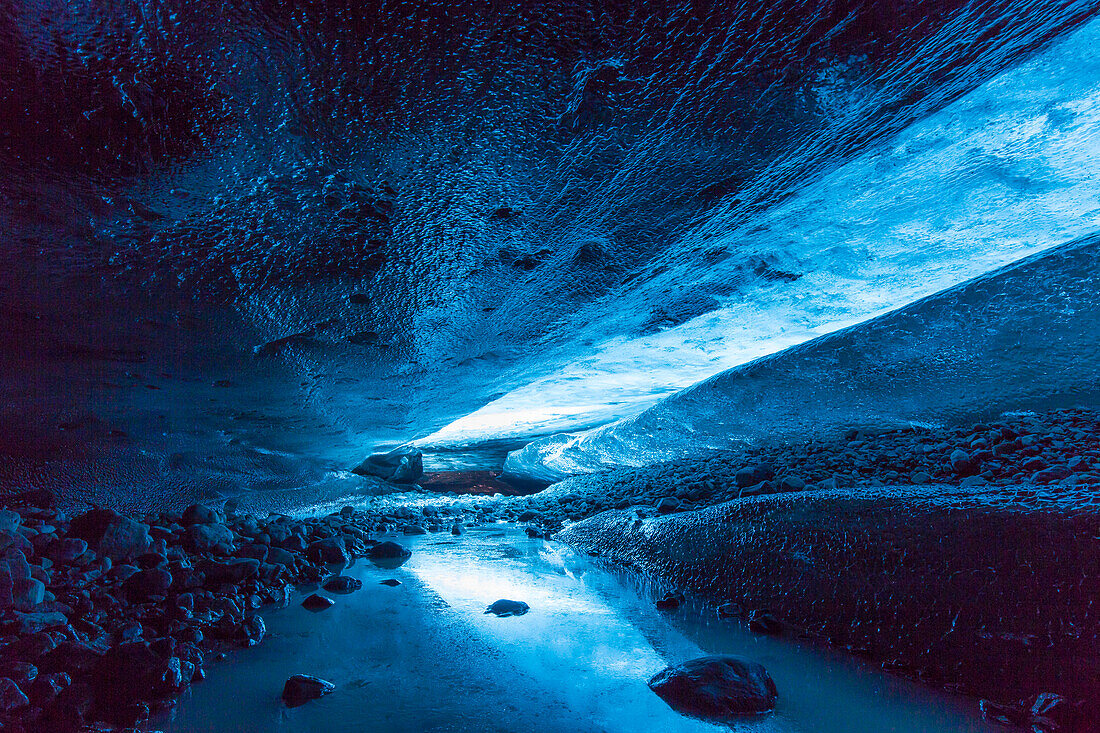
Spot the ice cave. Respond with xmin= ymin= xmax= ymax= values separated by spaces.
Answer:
xmin=1 ymin=0 xmax=1098 ymax=731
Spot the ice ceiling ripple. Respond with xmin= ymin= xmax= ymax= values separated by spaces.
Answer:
xmin=2 ymin=0 xmax=1099 ymax=485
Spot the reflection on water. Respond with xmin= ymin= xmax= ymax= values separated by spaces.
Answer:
xmin=155 ymin=526 xmax=1000 ymax=733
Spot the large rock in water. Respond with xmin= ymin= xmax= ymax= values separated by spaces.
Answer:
xmin=351 ymin=447 xmax=423 ymax=483
xmin=648 ymin=656 xmax=778 ymax=719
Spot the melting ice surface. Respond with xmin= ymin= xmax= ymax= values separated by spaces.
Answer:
xmin=425 ymin=15 xmax=1100 ymax=453
xmin=155 ymin=527 xmax=1001 ymax=732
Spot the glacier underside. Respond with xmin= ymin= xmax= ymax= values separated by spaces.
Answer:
xmin=506 ymin=234 xmax=1100 ymax=483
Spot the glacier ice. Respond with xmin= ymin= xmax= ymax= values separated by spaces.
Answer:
xmin=505 ymin=233 xmax=1100 ymax=482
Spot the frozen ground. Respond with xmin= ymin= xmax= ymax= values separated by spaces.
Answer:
xmin=153 ymin=526 xmax=1000 ymax=733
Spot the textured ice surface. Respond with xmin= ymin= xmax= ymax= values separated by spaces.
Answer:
xmin=3 ymin=1 xmax=1100 ymax=499
xmin=506 ymin=234 xmax=1100 ymax=482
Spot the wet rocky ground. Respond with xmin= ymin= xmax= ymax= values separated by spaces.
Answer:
xmin=0 ymin=408 xmax=1097 ymax=731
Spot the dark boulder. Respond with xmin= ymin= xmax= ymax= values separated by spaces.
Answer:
xmin=302 ymin=594 xmax=334 ymax=612
xmin=122 ymin=567 xmax=172 ymax=601
xmin=322 ymin=576 xmax=362 ymax=594
xmin=181 ymin=504 xmax=224 ymax=526
xmin=648 ymin=656 xmax=778 ymax=719
xmin=485 ymin=599 xmax=529 ymax=617
xmin=68 ymin=509 xmax=151 ymax=562
xmin=282 ymin=674 xmax=335 ymax=707
xmin=367 ymin=541 xmax=411 ymax=568
xmin=308 ymin=537 xmax=350 ymax=565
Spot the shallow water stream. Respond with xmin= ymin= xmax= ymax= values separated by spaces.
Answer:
xmin=152 ymin=526 xmax=1001 ymax=732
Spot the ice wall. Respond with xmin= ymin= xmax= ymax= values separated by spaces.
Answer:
xmin=505 ymin=234 xmax=1100 ymax=482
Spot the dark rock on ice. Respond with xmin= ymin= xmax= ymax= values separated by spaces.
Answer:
xmin=308 ymin=537 xmax=350 ymax=564
xmin=323 ymin=575 xmax=362 ymax=593
xmin=485 ymin=599 xmax=530 ymax=617
xmin=282 ymin=674 xmax=335 ymax=707
xmin=367 ymin=541 xmax=412 ymax=567
xmin=302 ymin=594 xmax=335 ymax=611
xmin=748 ymin=610 xmax=783 ymax=635
xmin=648 ymin=656 xmax=778 ymax=719
xmin=379 ymin=579 xmax=401 ymax=587
xmin=655 ymin=592 xmax=685 ymax=610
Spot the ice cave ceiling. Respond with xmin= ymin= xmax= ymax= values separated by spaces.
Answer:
xmin=3 ymin=0 xmax=1100 ymax=499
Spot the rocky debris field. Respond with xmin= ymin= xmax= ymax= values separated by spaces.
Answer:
xmin=0 ymin=408 xmax=1097 ymax=731
xmin=512 ymin=408 xmax=1100 ymax=529
xmin=0 ymin=494 xmax=436 ymax=732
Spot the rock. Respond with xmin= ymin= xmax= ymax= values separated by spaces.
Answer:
xmin=778 ymin=475 xmax=805 ymax=492
xmin=655 ymin=592 xmax=685 ymax=611
xmin=485 ymin=599 xmax=529 ymax=617
xmin=657 ymin=497 xmax=681 ymax=514
xmin=0 ymin=662 xmax=36 ymax=688
xmin=451 ymin=522 xmax=464 ymax=535
xmin=1033 ymin=466 xmax=1071 ymax=483
xmin=648 ymin=656 xmax=778 ymax=719
xmin=950 ymin=449 xmax=979 ymax=476
xmin=97 ymin=516 xmax=153 ymax=562
xmin=322 ymin=575 xmax=362 ymax=594
xmin=238 ymin=615 xmax=265 ymax=647
xmin=308 ymin=537 xmax=350 ymax=565
xmin=716 ymin=602 xmax=743 ymax=619
xmin=302 ymin=594 xmax=335 ymax=612
xmin=282 ymin=674 xmax=335 ymax=707
xmin=748 ymin=610 xmax=783 ymax=635
xmin=11 ymin=576 xmax=45 ymax=610
xmin=27 ymin=671 xmax=69 ymax=706
xmin=204 ymin=559 xmax=260 ymax=585
xmin=911 ymin=471 xmax=932 ymax=484
xmin=266 ymin=547 xmax=296 ymax=568
xmin=186 ymin=522 xmax=235 ymax=554
xmin=351 ymin=447 xmax=423 ymax=484
xmin=122 ymin=567 xmax=172 ymax=600
xmin=181 ymin=504 xmax=224 ymax=526
xmin=379 ymin=579 xmax=401 ymax=587
xmin=401 ymin=524 xmax=427 ymax=535
xmin=11 ymin=611 xmax=69 ymax=634
xmin=0 ymin=510 xmax=21 ymax=533
xmin=0 ymin=677 xmax=29 ymax=712
xmin=49 ymin=538 xmax=89 ymax=563
xmin=367 ymin=541 xmax=412 ymax=566
xmin=69 ymin=509 xmax=152 ymax=562
xmin=92 ymin=642 xmax=182 ymax=714
xmin=736 ymin=465 xmax=773 ymax=488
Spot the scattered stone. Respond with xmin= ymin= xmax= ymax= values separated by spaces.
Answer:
xmin=748 ymin=610 xmax=783 ymax=635
xmin=379 ymin=579 xmax=401 ymax=587
xmin=648 ymin=656 xmax=778 ymax=719
xmin=302 ymin=594 xmax=335 ymax=612
xmin=367 ymin=541 xmax=412 ymax=566
xmin=238 ymin=615 xmax=265 ymax=647
xmin=322 ymin=576 xmax=362 ymax=594
xmin=485 ymin=599 xmax=530 ymax=617
xmin=655 ymin=592 xmax=685 ymax=611
xmin=282 ymin=674 xmax=335 ymax=707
